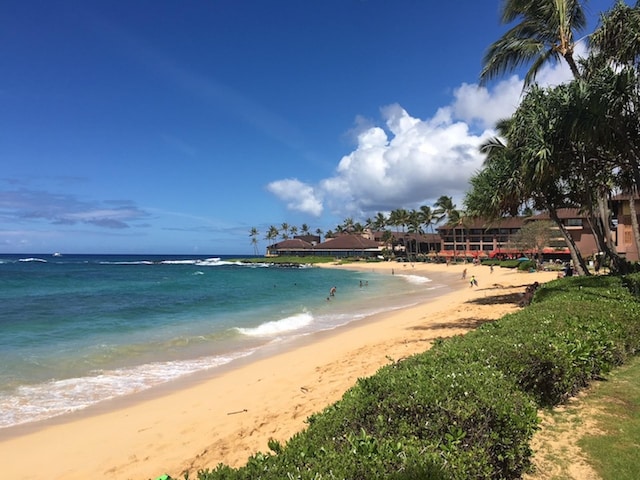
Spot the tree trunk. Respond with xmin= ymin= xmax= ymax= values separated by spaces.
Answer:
xmin=564 ymin=52 xmax=582 ymax=80
xmin=593 ymin=194 xmax=629 ymax=274
xmin=548 ymin=207 xmax=590 ymax=276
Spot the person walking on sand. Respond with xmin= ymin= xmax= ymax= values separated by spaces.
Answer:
xmin=462 ymin=268 xmax=467 ymax=280
xmin=469 ymin=275 xmax=478 ymax=287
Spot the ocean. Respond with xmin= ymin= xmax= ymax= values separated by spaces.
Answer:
xmin=0 ymin=253 xmax=454 ymax=430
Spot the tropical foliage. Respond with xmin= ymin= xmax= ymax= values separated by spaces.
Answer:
xmin=468 ymin=0 xmax=640 ymax=275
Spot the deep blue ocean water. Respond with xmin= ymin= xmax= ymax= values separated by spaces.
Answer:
xmin=0 ymin=253 xmax=454 ymax=429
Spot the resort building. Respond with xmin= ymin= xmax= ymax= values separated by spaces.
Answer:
xmin=266 ymin=234 xmax=382 ymax=258
xmin=611 ymin=194 xmax=640 ymax=261
xmin=435 ymin=210 xmax=597 ymax=260
xmin=266 ymin=201 xmax=640 ymax=262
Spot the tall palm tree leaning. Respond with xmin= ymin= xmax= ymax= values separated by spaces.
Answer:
xmin=480 ymin=0 xmax=587 ymax=87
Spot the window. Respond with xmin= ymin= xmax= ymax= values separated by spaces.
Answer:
xmin=566 ymin=218 xmax=583 ymax=227
xmin=625 ymin=226 xmax=633 ymax=245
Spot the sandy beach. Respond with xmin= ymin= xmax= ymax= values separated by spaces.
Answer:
xmin=0 ymin=261 xmax=558 ymax=480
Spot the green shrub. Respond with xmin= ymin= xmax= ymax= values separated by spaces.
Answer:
xmin=517 ymin=260 xmax=536 ymax=271
xmin=500 ymin=260 xmax=520 ymax=269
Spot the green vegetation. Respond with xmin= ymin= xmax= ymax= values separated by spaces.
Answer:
xmin=467 ymin=0 xmax=640 ymax=276
xmin=578 ymin=356 xmax=640 ymax=479
xmin=185 ymin=273 xmax=640 ymax=480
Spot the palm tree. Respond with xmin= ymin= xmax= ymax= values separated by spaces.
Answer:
xmin=589 ymin=1 xmax=640 ymax=69
xmin=480 ymin=0 xmax=588 ymax=86
xmin=266 ymin=225 xmax=279 ymax=239
xmin=407 ymin=209 xmax=424 ymax=256
xmin=280 ymin=223 xmax=290 ymax=240
xmin=389 ymin=209 xmax=410 ymax=255
xmin=341 ymin=217 xmax=355 ymax=233
xmin=373 ymin=212 xmax=387 ymax=231
xmin=315 ymin=227 xmax=323 ymax=241
xmin=381 ymin=229 xmax=394 ymax=253
xmin=419 ymin=205 xmax=435 ymax=234
xmin=249 ymin=227 xmax=260 ymax=255
xmin=300 ymin=223 xmax=310 ymax=236
xmin=264 ymin=225 xmax=279 ymax=255
xmin=434 ymin=196 xmax=463 ymax=259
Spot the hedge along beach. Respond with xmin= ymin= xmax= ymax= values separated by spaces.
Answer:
xmin=0 ymin=260 xmax=558 ymax=480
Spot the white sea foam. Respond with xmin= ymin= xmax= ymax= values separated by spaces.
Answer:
xmin=195 ymin=257 xmax=224 ymax=266
xmin=0 ymin=350 xmax=256 ymax=429
xmin=235 ymin=312 xmax=314 ymax=337
xmin=18 ymin=257 xmax=47 ymax=263
xmin=397 ymin=274 xmax=432 ymax=285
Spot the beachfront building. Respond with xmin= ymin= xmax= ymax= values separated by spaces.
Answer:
xmin=436 ymin=217 xmax=525 ymax=260
xmin=266 ymin=234 xmax=382 ymax=258
xmin=266 ymin=203 xmax=640 ymax=261
xmin=611 ymin=194 xmax=640 ymax=261
xmin=265 ymin=238 xmax=313 ymax=257
xmin=311 ymin=234 xmax=382 ymax=258
xmin=525 ymin=209 xmax=597 ymax=259
xmin=436 ymin=210 xmax=598 ymax=261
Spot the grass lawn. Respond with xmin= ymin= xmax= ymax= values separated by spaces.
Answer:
xmin=578 ymin=355 xmax=640 ymax=480
xmin=525 ymin=355 xmax=640 ymax=480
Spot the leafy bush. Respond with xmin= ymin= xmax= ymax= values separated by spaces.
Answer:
xmin=499 ymin=260 xmax=521 ymax=269
xmin=517 ymin=260 xmax=536 ymax=271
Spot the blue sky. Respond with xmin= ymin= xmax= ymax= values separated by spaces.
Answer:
xmin=0 ymin=1 xmax=614 ymax=254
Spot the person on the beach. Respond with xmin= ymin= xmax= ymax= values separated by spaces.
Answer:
xmin=469 ymin=275 xmax=478 ymax=287
xmin=329 ymin=286 xmax=336 ymax=296
xmin=462 ymin=268 xmax=467 ymax=279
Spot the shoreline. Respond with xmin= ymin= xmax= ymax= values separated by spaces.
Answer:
xmin=0 ymin=262 xmax=558 ymax=480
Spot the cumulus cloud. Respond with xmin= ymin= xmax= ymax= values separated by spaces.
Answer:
xmin=450 ymin=75 xmax=524 ymax=129
xmin=319 ymin=104 xmax=492 ymax=216
xmin=266 ymin=178 xmax=323 ymax=216
xmin=269 ymin=103 xmax=495 ymax=218
xmin=267 ymin=57 xmax=580 ymax=219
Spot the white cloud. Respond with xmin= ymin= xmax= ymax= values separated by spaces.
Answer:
xmin=450 ymin=75 xmax=524 ymax=129
xmin=267 ymin=56 xmax=582 ymax=220
xmin=318 ymin=104 xmax=493 ymax=216
xmin=266 ymin=178 xmax=323 ymax=216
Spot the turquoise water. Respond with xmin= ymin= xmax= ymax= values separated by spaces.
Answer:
xmin=0 ymin=254 xmax=454 ymax=429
